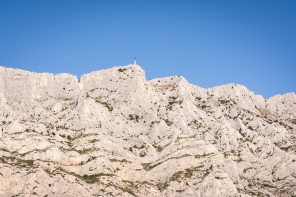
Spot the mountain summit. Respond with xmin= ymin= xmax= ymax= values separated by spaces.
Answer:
xmin=0 ymin=65 xmax=295 ymax=196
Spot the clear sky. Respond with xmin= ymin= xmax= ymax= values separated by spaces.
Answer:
xmin=0 ymin=0 xmax=295 ymax=98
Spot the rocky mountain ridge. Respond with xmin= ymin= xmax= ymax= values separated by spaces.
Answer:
xmin=0 ymin=64 xmax=295 ymax=197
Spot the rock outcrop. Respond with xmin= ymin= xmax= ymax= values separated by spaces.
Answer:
xmin=0 ymin=64 xmax=295 ymax=197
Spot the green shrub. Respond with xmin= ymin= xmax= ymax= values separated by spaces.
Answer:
xmin=118 ymin=68 xmax=127 ymax=72
xmin=201 ymin=105 xmax=207 ymax=109
xmin=247 ymin=126 xmax=253 ymax=130
xmin=129 ymin=114 xmax=134 ymax=120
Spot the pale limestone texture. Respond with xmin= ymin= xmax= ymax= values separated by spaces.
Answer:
xmin=0 ymin=64 xmax=295 ymax=197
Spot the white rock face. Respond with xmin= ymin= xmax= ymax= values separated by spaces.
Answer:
xmin=0 ymin=64 xmax=295 ymax=197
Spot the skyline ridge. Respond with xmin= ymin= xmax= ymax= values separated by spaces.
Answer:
xmin=0 ymin=64 xmax=294 ymax=100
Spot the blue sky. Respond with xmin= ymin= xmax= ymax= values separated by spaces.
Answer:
xmin=0 ymin=0 xmax=295 ymax=98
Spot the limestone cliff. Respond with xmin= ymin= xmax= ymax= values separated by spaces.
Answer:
xmin=0 ymin=64 xmax=295 ymax=197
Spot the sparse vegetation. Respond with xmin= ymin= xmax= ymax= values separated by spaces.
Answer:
xmin=219 ymin=99 xmax=230 ymax=104
xmin=96 ymin=100 xmax=113 ymax=111
xmin=1 ymin=65 xmax=295 ymax=196
xmin=129 ymin=114 xmax=134 ymax=120
xmin=118 ymin=68 xmax=127 ymax=72
xmin=129 ymin=114 xmax=141 ymax=122
xmin=162 ymin=118 xmax=173 ymax=126
xmin=201 ymin=105 xmax=207 ymax=109
xmin=247 ymin=126 xmax=253 ymax=130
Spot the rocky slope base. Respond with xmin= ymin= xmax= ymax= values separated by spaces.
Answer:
xmin=0 ymin=64 xmax=296 ymax=197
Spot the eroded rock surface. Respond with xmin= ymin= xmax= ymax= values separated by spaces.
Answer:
xmin=0 ymin=64 xmax=295 ymax=196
